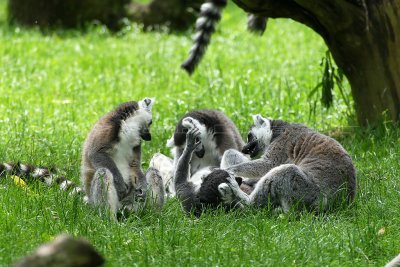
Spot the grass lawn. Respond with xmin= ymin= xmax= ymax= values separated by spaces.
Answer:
xmin=0 ymin=1 xmax=399 ymax=266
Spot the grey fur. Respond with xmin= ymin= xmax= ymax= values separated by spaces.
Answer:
xmin=219 ymin=115 xmax=357 ymax=212
xmin=81 ymin=98 xmax=163 ymax=217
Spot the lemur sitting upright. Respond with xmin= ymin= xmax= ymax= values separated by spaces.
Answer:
xmin=165 ymin=109 xmax=244 ymax=196
xmin=218 ymin=115 xmax=357 ymax=212
xmin=1 ymin=99 xmax=165 ymax=218
xmin=81 ymin=98 xmax=165 ymax=216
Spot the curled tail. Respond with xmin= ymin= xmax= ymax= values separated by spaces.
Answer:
xmin=0 ymin=162 xmax=83 ymax=195
xmin=181 ymin=0 xmax=227 ymax=74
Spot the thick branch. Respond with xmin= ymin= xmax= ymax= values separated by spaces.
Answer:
xmin=232 ymin=0 xmax=328 ymax=38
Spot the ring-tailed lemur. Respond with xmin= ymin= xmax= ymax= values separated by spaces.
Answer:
xmin=1 ymin=99 xmax=165 ymax=217
xmin=81 ymin=98 xmax=165 ymax=216
xmin=174 ymin=125 xmax=243 ymax=216
xmin=181 ymin=0 xmax=267 ymax=74
xmin=218 ymin=114 xmax=357 ymax=212
xmin=166 ymin=109 xmax=244 ymax=196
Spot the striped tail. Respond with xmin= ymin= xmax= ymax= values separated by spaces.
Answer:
xmin=0 ymin=162 xmax=83 ymax=195
xmin=181 ymin=0 xmax=227 ymax=74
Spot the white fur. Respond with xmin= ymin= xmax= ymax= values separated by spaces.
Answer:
xmin=3 ymin=163 xmax=13 ymax=171
xmin=19 ymin=164 xmax=29 ymax=172
xmin=190 ymin=167 xmax=213 ymax=192
xmin=201 ymin=2 xmax=219 ymax=13
xmin=139 ymin=97 xmax=155 ymax=112
xmin=166 ymin=136 xmax=175 ymax=148
xmin=106 ymin=173 xmax=120 ymax=216
xmin=112 ymin=108 xmax=152 ymax=185
xmin=149 ymin=153 xmax=175 ymax=198
xmin=32 ymin=168 xmax=48 ymax=178
xmin=252 ymin=114 xmax=273 ymax=152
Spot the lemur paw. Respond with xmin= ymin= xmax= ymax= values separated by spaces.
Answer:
xmin=186 ymin=127 xmax=201 ymax=150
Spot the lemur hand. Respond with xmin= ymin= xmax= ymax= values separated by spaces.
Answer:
xmin=186 ymin=127 xmax=201 ymax=151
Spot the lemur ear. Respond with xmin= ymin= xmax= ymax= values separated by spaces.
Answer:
xmin=140 ymin=97 xmax=155 ymax=111
xmin=252 ymin=114 xmax=267 ymax=126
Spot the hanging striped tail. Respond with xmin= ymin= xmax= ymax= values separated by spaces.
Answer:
xmin=181 ymin=0 xmax=227 ymax=74
xmin=0 ymin=162 xmax=83 ymax=195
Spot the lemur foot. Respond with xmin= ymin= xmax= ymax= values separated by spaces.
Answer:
xmin=219 ymin=175 xmax=250 ymax=205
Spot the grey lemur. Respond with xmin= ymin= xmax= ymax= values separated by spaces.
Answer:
xmin=166 ymin=109 xmax=244 ymax=195
xmin=181 ymin=0 xmax=267 ymax=74
xmin=174 ymin=125 xmax=243 ymax=216
xmin=218 ymin=114 xmax=357 ymax=212
xmin=81 ymin=98 xmax=164 ymax=216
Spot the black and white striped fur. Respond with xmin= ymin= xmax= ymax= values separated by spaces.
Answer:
xmin=0 ymin=162 xmax=83 ymax=195
xmin=181 ymin=0 xmax=227 ymax=74
xmin=181 ymin=0 xmax=267 ymax=74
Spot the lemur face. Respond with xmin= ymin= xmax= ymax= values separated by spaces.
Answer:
xmin=182 ymin=117 xmax=206 ymax=158
xmin=242 ymin=114 xmax=272 ymax=158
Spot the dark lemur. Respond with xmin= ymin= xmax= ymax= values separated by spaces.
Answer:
xmin=219 ymin=114 xmax=357 ymax=212
xmin=174 ymin=126 xmax=242 ymax=216
xmin=81 ymin=98 xmax=164 ymax=216
xmin=167 ymin=109 xmax=244 ymax=194
xmin=181 ymin=0 xmax=267 ymax=74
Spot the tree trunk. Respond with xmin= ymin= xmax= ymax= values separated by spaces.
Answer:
xmin=126 ymin=0 xmax=203 ymax=31
xmin=232 ymin=0 xmax=400 ymax=125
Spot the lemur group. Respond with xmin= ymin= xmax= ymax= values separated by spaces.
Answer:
xmin=1 ymin=97 xmax=357 ymax=219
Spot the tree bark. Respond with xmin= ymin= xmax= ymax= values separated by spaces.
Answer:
xmin=232 ymin=0 xmax=400 ymax=125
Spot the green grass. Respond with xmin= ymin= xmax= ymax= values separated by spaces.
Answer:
xmin=0 ymin=1 xmax=399 ymax=266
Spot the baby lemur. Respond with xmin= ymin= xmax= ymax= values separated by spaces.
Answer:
xmin=81 ymin=98 xmax=164 ymax=216
xmin=218 ymin=115 xmax=357 ymax=212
